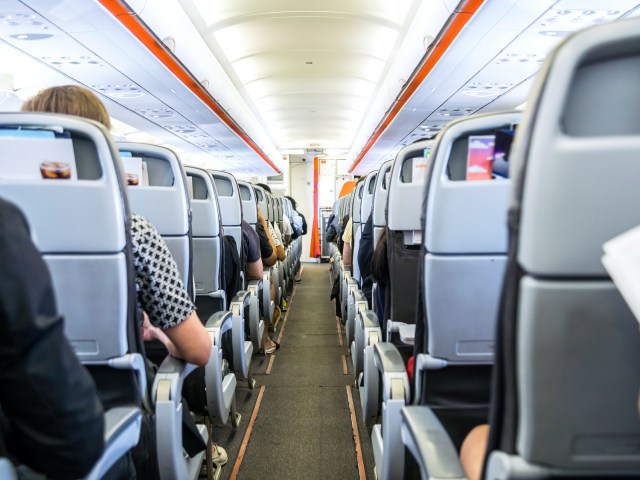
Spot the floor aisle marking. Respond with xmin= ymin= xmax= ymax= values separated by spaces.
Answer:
xmin=265 ymin=354 xmax=276 ymax=375
xmin=342 ymin=354 xmax=349 ymax=375
xmin=336 ymin=316 xmax=344 ymax=347
xmin=266 ymin=285 xmax=297 ymax=375
xmin=230 ymin=385 xmax=266 ymax=480
xmin=346 ymin=385 xmax=367 ymax=480
xmin=276 ymin=285 xmax=297 ymax=344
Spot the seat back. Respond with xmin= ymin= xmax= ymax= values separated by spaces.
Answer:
xmin=274 ymin=195 xmax=284 ymax=233
xmin=254 ymin=184 xmax=268 ymax=220
xmin=351 ymin=178 xmax=366 ymax=281
xmin=185 ymin=166 xmax=225 ymax=316
xmin=237 ymin=180 xmax=258 ymax=227
xmin=423 ymin=112 xmax=518 ymax=364
xmin=487 ymin=18 xmax=640 ymax=476
xmin=0 ymin=112 xmax=142 ymax=405
xmin=210 ymin=170 xmax=242 ymax=257
xmin=385 ymin=141 xmax=432 ymax=330
xmin=118 ymin=142 xmax=193 ymax=297
xmin=372 ymin=160 xmax=393 ymax=249
xmin=266 ymin=191 xmax=275 ymax=223
xmin=361 ymin=171 xmax=377 ymax=224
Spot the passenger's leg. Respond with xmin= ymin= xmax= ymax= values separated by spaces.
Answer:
xmin=460 ymin=424 xmax=489 ymax=480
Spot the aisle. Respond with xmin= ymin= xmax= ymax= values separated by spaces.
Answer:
xmin=218 ymin=263 xmax=374 ymax=479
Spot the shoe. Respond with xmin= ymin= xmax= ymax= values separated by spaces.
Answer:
xmin=294 ymin=276 xmax=302 ymax=283
xmin=210 ymin=443 xmax=228 ymax=466
xmin=280 ymin=298 xmax=288 ymax=311
xmin=262 ymin=341 xmax=280 ymax=355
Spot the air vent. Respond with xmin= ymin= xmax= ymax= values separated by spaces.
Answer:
xmin=134 ymin=107 xmax=175 ymax=119
xmin=43 ymin=55 xmax=102 ymax=66
xmin=462 ymin=82 xmax=514 ymax=97
xmin=92 ymin=84 xmax=145 ymax=99
xmin=167 ymin=125 xmax=196 ymax=134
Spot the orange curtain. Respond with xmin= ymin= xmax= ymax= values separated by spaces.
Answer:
xmin=309 ymin=157 xmax=321 ymax=258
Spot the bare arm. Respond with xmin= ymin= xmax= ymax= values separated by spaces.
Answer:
xmin=246 ymin=258 xmax=263 ymax=280
xmin=163 ymin=311 xmax=212 ymax=367
xmin=342 ymin=241 xmax=353 ymax=267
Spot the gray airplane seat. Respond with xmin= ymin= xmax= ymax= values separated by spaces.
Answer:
xmin=385 ymin=141 xmax=432 ymax=347
xmin=0 ymin=113 xmax=207 ymax=479
xmin=370 ymin=160 xmax=393 ymax=319
xmin=236 ymin=180 xmax=266 ymax=351
xmin=351 ymin=177 xmax=366 ymax=283
xmin=402 ymin=18 xmax=640 ymax=480
xmin=238 ymin=180 xmax=258 ymax=228
xmin=253 ymin=185 xmax=275 ymax=323
xmin=483 ymin=18 xmax=640 ymax=479
xmin=367 ymin=141 xmax=432 ymax=480
xmin=186 ymin=167 xmax=225 ymax=320
xmin=208 ymin=171 xmax=255 ymax=388
xmin=184 ymin=166 xmax=240 ymax=427
xmin=411 ymin=111 xmax=518 ymax=454
xmin=210 ymin=170 xmax=242 ymax=270
xmin=117 ymin=142 xmax=192 ymax=297
xmin=117 ymin=142 xmax=193 ymax=363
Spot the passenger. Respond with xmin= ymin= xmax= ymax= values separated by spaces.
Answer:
xmin=256 ymin=208 xmax=282 ymax=348
xmin=0 ymin=198 xmax=105 ymax=479
xmin=256 ymin=183 xmax=286 ymax=261
xmin=341 ymin=217 xmax=353 ymax=268
xmin=21 ymin=85 xmax=228 ymax=473
xmin=285 ymin=195 xmax=305 ymax=282
xmin=242 ymin=219 xmax=279 ymax=353
xmin=357 ymin=213 xmax=374 ymax=304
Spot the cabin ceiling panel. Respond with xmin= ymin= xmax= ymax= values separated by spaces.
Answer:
xmin=354 ymin=0 xmax=640 ymax=174
xmin=0 ymin=0 xmax=281 ymax=175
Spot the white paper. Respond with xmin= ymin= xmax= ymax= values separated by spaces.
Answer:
xmin=0 ymin=136 xmax=77 ymax=181
xmin=121 ymin=156 xmax=143 ymax=187
xmin=602 ymin=225 xmax=640 ymax=323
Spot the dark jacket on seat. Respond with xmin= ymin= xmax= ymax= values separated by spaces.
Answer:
xmin=0 ymin=198 xmax=104 ymax=479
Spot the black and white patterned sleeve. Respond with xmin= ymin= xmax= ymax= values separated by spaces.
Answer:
xmin=130 ymin=214 xmax=194 ymax=329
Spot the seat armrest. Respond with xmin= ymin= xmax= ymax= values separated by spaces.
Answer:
xmin=247 ymin=279 xmax=262 ymax=296
xmin=360 ymin=310 xmax=380 ymax=330
xmin=373 ymin=342 xmax=411 ymax=403
xmin=154 ymin=356 xmax=197 ymax=402
xmin=401 ymin=406 xmax=466 ymax=480
xmin=85 ymin=407 xmax=142 ymax=480
xmin=373 ymin=342 xmax=407 ymax=373
xmin=231 ymin=290 xmax=251 ymax=310
xmin=205 ymin=311 xmax=233 ymax=343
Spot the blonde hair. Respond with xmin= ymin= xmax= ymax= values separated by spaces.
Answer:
xmin=21 ymin=85 xmax=111 ymax=130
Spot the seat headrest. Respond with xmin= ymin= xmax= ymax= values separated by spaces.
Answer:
xmin=373 ymin=160 xmax=393 ymax=227
xmin=210 ymin=170 xmax=242 ymax=227
xmin=0 ymin=112 xmax=127 ymax=253
xmin=387 ymin=140 xmax=433 ymax=233
xmin=514 ymin=17 xmax=640 ymax=277
xmin=424 ymin=111 xmax=520 ymax=254
xmin=117 ymin=142 xmax=189 ymax=236
xmin=185 ymin=166 xmax=221 ymax=237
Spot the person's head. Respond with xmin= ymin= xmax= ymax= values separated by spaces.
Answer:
xmin=285 ymin=195 xmax=297 ymax=211
xmin=22 ymin=85 xmax=111 ymax=130
xmin=256 ymin=182 xmax=271 ymax=193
